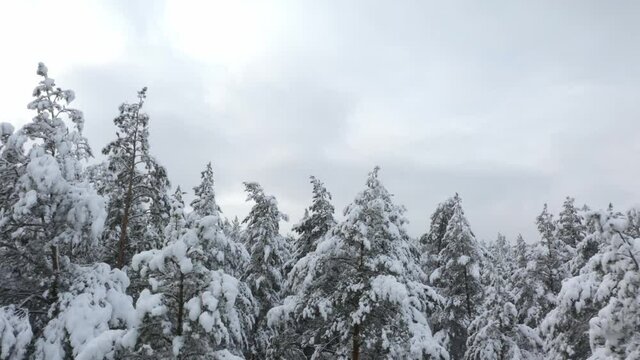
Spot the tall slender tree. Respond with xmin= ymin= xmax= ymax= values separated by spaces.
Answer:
xmin=190 ymin=162 xmax=222 ymax=221
xmin=241 ymin=182 xmax=289 ymax=359
xmin=419 ymin=197 xmax=456 ymax=277
xmin=290 ymin=175 xmax=336 ymax=266
xmin=430 ymin=194 xmax=483 ymax=360
xmin=556 ymin=197 xmax=586 ymax=249
xmin=100 ymin=88 xmax=170 ymax=268
xmin=529 ymin=204 xmax=567 ymax=323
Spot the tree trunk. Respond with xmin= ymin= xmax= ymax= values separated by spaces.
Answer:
xmin=464 ymin=269 xmax=472 ymax=318
xmin=352 ymin=323 xmax=360 ymax=360
xmin=116 ymin=179 xmax=134 ymax=269
xmin=177 ymin=272 xmax=184 ymax=336
xmin=50 ymin=244 xmax=60 ymax=315
xmin=115 ymin=113 xmax=140 ymax=269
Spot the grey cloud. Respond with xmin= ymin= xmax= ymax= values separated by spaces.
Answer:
xmin=6 ymin=0 xmax=640 ymax=244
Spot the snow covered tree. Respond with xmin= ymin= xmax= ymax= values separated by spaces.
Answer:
xmin=541 ymin=207 xmax=640 ymax=359
xmin=164 ymin=187 xmax=188 ymax=247
xmin=464 ymin=253 xmax=542 ymax=360
xmin=0 ymin=305 xmax=32 ymax=360
xmin=509 ymin=234 xmax=546 ymax=328
xmin=240 ymin=182 xmax=289 ymax=359
xmin=567 ymin=204 xmax=603 ymax=276
xmin=556 ymin=197 xmax=586 ymax=249
xmin=430 ymin=194 xmax=483 ymax=360
xmin=189 ymin=163 xmax=249 ymax=278
xmin=269 ymin=167 xmax=447 ymax=360
xmin=269 ymin=176 xmax=335 ymax=358
xmin=223 ymin=216 xmax=243 ymax=249
xmin=489 ymin=233 xmax=514 ymax=276
xmin=99 ymin=87 xmax=170 ymax=268
xmin=132 ymin=187 xmax=254 ymax=359
xmin=534 ymin=204 xmax=564 ymax=297
xmin=33 ymin=263 xmax=138 ymax=360
xmin=419 ymin=197 xmax=456 ymax=276
xmin=0 ymin=122 xmax=21 ymax=214
xmin=0 ymin=63 xmax=106 ymax=337
xmin=290 ymin=175 xmax=336 ymax=266
xmin=190 ymin=162 xmax=221 ymax=221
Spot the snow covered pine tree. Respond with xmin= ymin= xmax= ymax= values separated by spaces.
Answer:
xmin=428 ymin=194 xmax=483 ymax=360
xmin=269 ymin=167 xmax=447 ymax=360
xmin=240 ymin=182 xmax=289 ymax=359
xmin=132 ymin=185 xmax=254 ymax=359
xmin=99 ymin=87 xmax=170 ymax=268
xmin=0 ymin=64 xmax=140 ymax=359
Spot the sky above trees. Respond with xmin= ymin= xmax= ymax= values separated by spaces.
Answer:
xmin=1 ymin=0 xmax=639 ymax=241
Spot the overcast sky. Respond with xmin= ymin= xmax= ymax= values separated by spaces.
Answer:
xmin=2 ymin=0 xmax=640 ymax=242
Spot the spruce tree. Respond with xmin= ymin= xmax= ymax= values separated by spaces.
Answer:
xmin=190 ymin=162 xmax=222 ymax=221
xmin=240 ymin=182 xmax=289 ymax=359
xmin=290 ymin=175 xmax=336 ymax=266
xmin=541 ymin=207 xmax=640 ymax=359
xmin=132 ymin=187 xmax=254 ymax=359
xmin=269 ymin=167 xmax=447 ymax=360
xmin=430 ymin=194 xmax=483 ymax=360
xmin=464 ymin=252 xmax=542 ymax=360
xmin=191 ymin=164 xmax=249 ymax=278
xmin=268 ymin=176 xmax=336 ymax=359
xmin=556 ymin=197 xmax=586 ymax=249
xmin=529 ymin=204 xmax=568 ymax=324
xmin=419 ymin=197 xmax=456 ymax=276
xmin=510 ymin=234 xmax=546 ymax=328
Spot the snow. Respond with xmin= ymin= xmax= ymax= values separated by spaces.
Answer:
xmin=34 ymin=264 xmax=137 ymax=360
xmin=171 ymin=336 xmax=183 ymax=357
xmin=370 ymin=275 xmax=408 ymax=303
xmin=135 ymin=289 xmax=166 ymax=320
xmin=0 ymin=306 xmax=32 ymax=360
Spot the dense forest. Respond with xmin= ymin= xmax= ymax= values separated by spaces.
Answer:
xmin=0 ymin=64 xmax=638 ymax=359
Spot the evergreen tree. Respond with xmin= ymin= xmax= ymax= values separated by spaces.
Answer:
xmin=269 ymin=176 xmax=336 ymax=359
xmin=531 ymin=204 xmax=565 ymax=309
xmin=291 ymin=175 xmax=336 ymax=266
xmin=567 ymin=205 xmax=602 ymax=276
xmin=556 ymin=197 xmax=586 ymax=249
xmin=490 ymin=233 xmax=513 ymax=275
xmin=99 ymin=87 xmax=170 ymax=268
xmin=240 ymin=182 xmax=289 ymax=359
xmin=419 ymin=197 xmax=456 ymax=276
xmin=189 ymin=163 xmax=249 ymax=278
xmin=164 ymin=187 xmax=188 ymax=246
xmin=269 ymin=167 xmax=447 ymax=360
xmin=132 ymin=188 xmax=254 ymax=359
xmin=0 ymin=122 xmax=21 ymax=213
xmin=509 ymin=234 xmax=546 ymax=328
xmin=464 ymin=253 xmax=542 ymax=360
xmin=541 ymin=207 xmax=640 ymax=359
xmin=33 ymin=263 xmax=137 ymax=360
xmin=430 ymin=194 xmax=483 ymax=360
xmin=0 ymin=63 xmax=106 ymax=335
xmin=190 ymin=162 xmax=222 ymax=221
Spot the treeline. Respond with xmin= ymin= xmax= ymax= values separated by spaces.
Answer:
xmin=0 ymin=64 xmax=638 ymax=360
